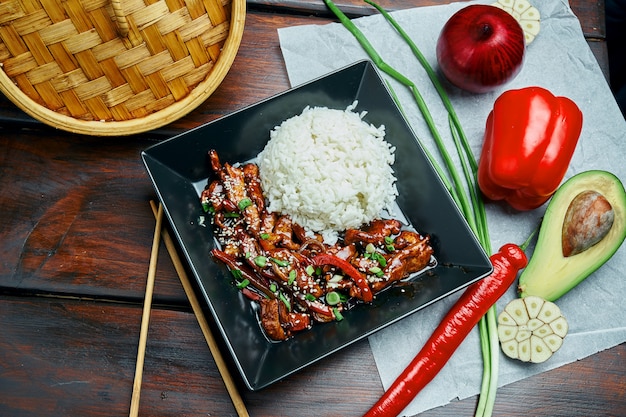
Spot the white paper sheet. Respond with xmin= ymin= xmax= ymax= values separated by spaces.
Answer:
xmin=277 ymin=1 xmax=626 ymax=415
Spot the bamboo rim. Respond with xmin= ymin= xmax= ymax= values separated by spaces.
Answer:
xmin=0 ymin=0 xmax=246 ymax=136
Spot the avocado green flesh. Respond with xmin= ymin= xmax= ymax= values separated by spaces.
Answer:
xmin=518 ymin=170 xmax=626 ymax=302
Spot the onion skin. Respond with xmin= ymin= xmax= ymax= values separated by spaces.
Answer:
xmin=436 ymin=4 xmax=526 ymax=93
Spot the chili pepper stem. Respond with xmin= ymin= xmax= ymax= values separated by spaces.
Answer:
xmin=520 ymin=225 xmax=539 ymax=252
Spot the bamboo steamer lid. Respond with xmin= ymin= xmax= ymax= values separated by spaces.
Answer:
xmin=0 ymin=0 xmax=245 ymax=136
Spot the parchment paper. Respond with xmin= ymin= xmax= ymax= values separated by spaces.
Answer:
xmin=277 ymin=0 xmax=626 ymax=415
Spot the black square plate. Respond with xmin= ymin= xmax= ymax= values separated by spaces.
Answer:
xmin=142 ymin=60 xmax=492 ymax=391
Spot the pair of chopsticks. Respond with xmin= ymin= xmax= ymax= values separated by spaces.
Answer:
xmin=128 ymin=201 xmax=249 ymax=417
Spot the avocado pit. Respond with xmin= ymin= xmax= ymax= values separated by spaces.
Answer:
xmin=517 ymin=170 xmax=626 ymax=302
xmin=562 ymin=190 xmax=614 ymax=257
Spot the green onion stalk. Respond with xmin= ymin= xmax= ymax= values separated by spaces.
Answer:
xmin=322 ymin=0 xmax=476 ymax=232
xmin=322 ymin=0 xmax=499 ymax=415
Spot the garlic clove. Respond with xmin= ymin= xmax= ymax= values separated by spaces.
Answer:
xmin=498 ymin=296 xmax=568 ymax=363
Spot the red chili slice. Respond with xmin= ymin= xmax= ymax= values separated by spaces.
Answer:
xmin=311 ymin=253 xmax=373 ymax=303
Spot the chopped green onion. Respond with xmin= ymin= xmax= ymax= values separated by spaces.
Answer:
xmin=305 ymin=265 xmax=315 ymax=276
xmin=254 ymin=256 xmax=267 ymax=268
xmin=326 ymin=291 xmax=341 ymax=306
xmin=368 ymin=266 xmax=384 ymax=277
xmin=270 ymin=257 xmax=289 ymax=267
xmin=373 ymin=252 xmax=387 ymax=267
xmin=365 ymin=243 xmax=376 ymax=253
xmin=270 ymin=283 xmax=277 ymax=292
xmin=238 ymin=198 xmax=252 ymax=211
xmin=201 ymin=202 xmax=211 ymax=213
xmin=329 ymin=274 xmax=344 ymax=283
xmin=384 ymin=236 xmax=394 ymax=244
xmin=333 ymin=307 xmax=344 ymax=321
xmin=224 ymin=212 xmax=240 ymax=218
xmin=385 ymin=244 xmax=395 ymax=252
xmin=279 ymin=292 xmax=291 ymax=311
xmin=231 ymin=269 xmax=243 ymax=280
xmin=305 ymin=293 xmax=316 ymax=301
xmin=236 ymin=279 xmax=250 ymax=289
xmin=260 ymin=233 xmax=270 ymax=240
xmin=288 ymin=270 xmax=297 ymax=285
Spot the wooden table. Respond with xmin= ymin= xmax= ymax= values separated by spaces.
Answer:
xmin=1 ymin=1 xmax=623 ymax=416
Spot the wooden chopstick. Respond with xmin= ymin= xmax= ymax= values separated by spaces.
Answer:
xmin=129 ymin=202 xmax=164 ymax=417
xmin=149 ymin=200 xmax=249 ymax=417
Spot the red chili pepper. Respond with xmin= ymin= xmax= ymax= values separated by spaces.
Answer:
xmin=477 ymin=86 xmax=583 ymax=211
xmin=363 ymin=243 xmax=528 ymax=417
xmin=311 ymin=253 xmax=373 ymax=303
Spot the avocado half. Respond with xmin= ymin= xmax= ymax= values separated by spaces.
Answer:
xmin=518 ymin=170 xmax=626 ymax=301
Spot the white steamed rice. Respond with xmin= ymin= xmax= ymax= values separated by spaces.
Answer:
xmin=256 ymin=103 xmax=398 ymax=244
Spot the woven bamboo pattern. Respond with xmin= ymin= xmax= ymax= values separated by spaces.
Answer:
xmin=0 ymin=0 xmax=246 ymax=135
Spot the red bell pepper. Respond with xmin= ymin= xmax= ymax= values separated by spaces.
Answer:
xmin=477 ymin=86 xmax=583 ymax=211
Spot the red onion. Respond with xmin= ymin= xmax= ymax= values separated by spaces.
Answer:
xmin=436 ymin=4 xmax=526 ymax=94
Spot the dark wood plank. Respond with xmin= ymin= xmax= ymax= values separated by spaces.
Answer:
xmin=0 ymin=296 xmax=235 ymax=417
xmin=570 ymin=0 xmax=610 ymax=80
xmin=420 ymin=343 xmax=626 ymax=417
xmin=0 ymin=296 xmax=382 ymax=417
xmin=571 ymin=0 xmax=606 ymax=38
xmin=0 ymin=129 xmax=187 ymax=304
xmin=1 ymin=296 xmax=624 ymax=417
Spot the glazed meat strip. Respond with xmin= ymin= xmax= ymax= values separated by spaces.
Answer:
xmin=242 ymin=163 xmax=265 ymax=212
xmin=270 ymin=248 xmax=324 ymax=298
xmin=344 ymin=219 xmax=402 ymax=245
xmin=373 ymin=231 xmax=434 ymax=292
xmin=207 ymin=149 xmax=261 ymax=237
xmin=259 ymin=298 xmax=311 ymax=341
xmin=204 ymin=149 xmax=435 ymax=341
